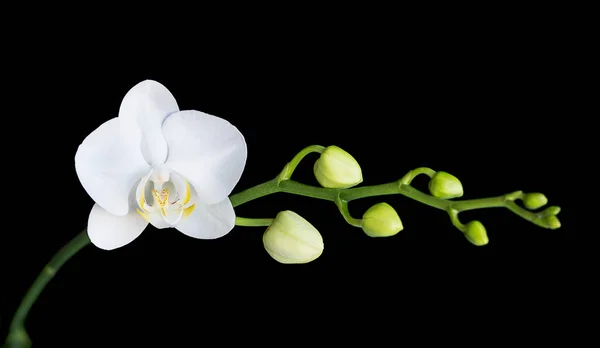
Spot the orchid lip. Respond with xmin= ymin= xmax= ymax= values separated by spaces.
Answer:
xmin=135 ymin=167 xmax=195 ymax=227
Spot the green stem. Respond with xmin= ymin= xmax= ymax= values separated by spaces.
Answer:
xmin=505 ymin=201 xmax=547 ymax=227
xmin=277 ymin=145 xmax=326 ymax=183
xmin=399 ymin=167 xmax=436 ymax=185
xmin=230 ymin=178 xmax=480 ymax=209
xmin=448 ymin=209 xmax=466 ymax=232
xmin=279 ymin=180 xmax=337 ymax=200
xmin=8 ymin=230 xmax=90 ymax=332
xmin=341 ymin=182 xmax=402 ymax=201
xmin=229 ymin=175 xmax=555 ymax=229
xmin=287 ymin=145 xmax=325 ymax=173
xmin=450 ymin=195 xmax=506 ymax=211
xmin=335 ymin=197 xmax=363 ymax=227
xmin=447 ymin=191 xmax=546 ymax=226
xmin=236 ymin=217 xmax=274 ymax=227
xmin=230 ymin=180 xmax=279 ymax=207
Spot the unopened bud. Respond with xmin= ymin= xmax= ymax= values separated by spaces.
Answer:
xmin=538 ymin=215 xmax=561 ymax=229
xmin=540 ymin=206 xmax=561 ymax=217
xmin=428 ymin=171 xmax=463 ymax=199
xmin=263 ymin=210 xmax=324 ymax=264
xmin=313 ymin=145 xmax=363 ymax=189
xmin=522 ymin=193 xmax=548 ymax=210
xmin=362 ymin=203 xmax=404 ymax=237
xmin=464 ymin=220 xmax=489 ymax=246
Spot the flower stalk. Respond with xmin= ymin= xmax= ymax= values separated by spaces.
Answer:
xmin=4 ymin=144 xmax=561 ymax=346
xmin=5 ymin=230 xmax=90 ymax=347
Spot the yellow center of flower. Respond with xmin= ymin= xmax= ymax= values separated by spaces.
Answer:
xmin=135 ymin=168 xmax=196 ymax=227
xmin=152 ymin=188 xmax=170 ymax=216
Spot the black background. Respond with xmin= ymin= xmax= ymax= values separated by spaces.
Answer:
xmin=1 ymin=14 xmax=586 ymax=347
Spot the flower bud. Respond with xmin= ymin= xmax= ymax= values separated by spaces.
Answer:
xmin=263 ymin=210 xmax=324 ymax=264
xmin=464 ymin=220 xmax=488 ymax=246
xmin=538 ymin=215 xmax=561 ymax=229
xmin=428 ymin=171 xmax=463 ymax=199
xmin=313 ymin=145 xmax=363 ymax=189
xmin=522 ymin=193 xmax=548 ymax=210
xmin=362 ymin=203 xmax=404 ymax=237
xmin=540 ymin=206 xmax=561 ymax=217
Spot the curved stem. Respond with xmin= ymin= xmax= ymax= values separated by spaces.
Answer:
xmin=399 ymin=167 xmax=436 ymax=185
xmin=277 ymin=145 xmax=326 ymax=183
xmin=335 ymin=196 xmax=362 ymax=227
xmin=448 ymin=209 xmax=466 ymax=232
xmin=8 ymin=230 xmax=90 ymax=332
xmin=287 ymin=145 xmax=325 ymax=174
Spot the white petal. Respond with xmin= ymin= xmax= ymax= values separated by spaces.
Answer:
xmin=88 ymin=203 xmax=148 ymax=250
xmin=175 ymin=198 xmax=236 ymax=239
xmin=162 ymin=110 xmax=247 ymax=204
xmin=75 ymin=118 xmax=150 ymax=216
xmin=118 ymin=80 xmax=179 ymax=166
xmin=142 ymin=211 xmax=172 ymax=229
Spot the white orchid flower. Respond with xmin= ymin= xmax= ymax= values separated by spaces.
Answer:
xmin=75 ymin=80 xmax=247 ymax=250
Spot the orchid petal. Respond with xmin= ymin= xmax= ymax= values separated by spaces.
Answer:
xmin=75 ymin=118 xmax=149 ymax=216
xmin=138 ymin=210 xmax=173 ymax=230
xmin=118 ymin=80 xmax=179 ymax=166
xmin=88 ymin=203 xmax=148 ymax=250
xmin=175 ymin=198 xmax=236 ymax=239
xmin=162 ymin=110 xmax=247 ymax=204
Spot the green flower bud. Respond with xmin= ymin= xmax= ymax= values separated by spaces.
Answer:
xmin=313 ymin=145 xmax=363 ymax=189
xmin=428 ymin=171 xmax=463 ymax=199
xmin=362 ymin=203 xmax=404 ymax=237
xmin=540 ymin=206 xmax=561 ymax=217
xmin=522 ymin=192 xmax=548 ymax=210
xmin=263 ymin=210 xmax=324 ymax=264
xmin=539 ymin=215 xmax=561 ymax=229
xmin=464 ymin=220 xmax=488 ymax=246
